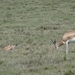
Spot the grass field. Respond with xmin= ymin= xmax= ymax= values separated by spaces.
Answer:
xmin=0 ymin=0 xmax=75 ymax=75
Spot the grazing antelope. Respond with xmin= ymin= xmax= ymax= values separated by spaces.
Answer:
xmin=4 ymin=44 xmax=18 ymax=51
xmin=51 ymin=30 xmax=75 ymax=55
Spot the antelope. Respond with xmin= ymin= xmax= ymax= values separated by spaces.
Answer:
xmin=4 ymin=44 xmax=18 ymax=51
xmin=51 ymin=30 xmax=75 ymax=55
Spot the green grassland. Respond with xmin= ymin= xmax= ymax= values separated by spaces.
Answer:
xmin=0 ymin=0 xmax=75 ymax=75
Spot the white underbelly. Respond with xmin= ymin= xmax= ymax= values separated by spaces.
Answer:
xmin=68 ymin=38 xmax=75 ymax=43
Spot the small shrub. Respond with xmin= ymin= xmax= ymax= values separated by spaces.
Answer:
xmin=0 ymin=60 xmax=3 ymax=65
xmin=65 ymin=70 xmax=75 ymax=75
xmin=64 ymin=55 xmax=66 ymax=61
xmin=44 ymin=66 xmax=49 ymax=70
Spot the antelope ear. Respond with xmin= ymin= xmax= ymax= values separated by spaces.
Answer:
xmin=15 ymin=44 xmax=18 ymax=46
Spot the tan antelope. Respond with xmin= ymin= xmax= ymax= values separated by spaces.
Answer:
xmin=51 ymin=30 xmax=75 ymax=55
xmin=4 ymin=44 xmax=18 ymax=51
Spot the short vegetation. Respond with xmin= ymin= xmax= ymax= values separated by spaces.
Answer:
xmin=0 ymin=0 xmax=75 ymax=75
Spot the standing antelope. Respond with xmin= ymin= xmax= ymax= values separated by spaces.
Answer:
xmin=51 ymin=30 xmax=75 ymax=55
